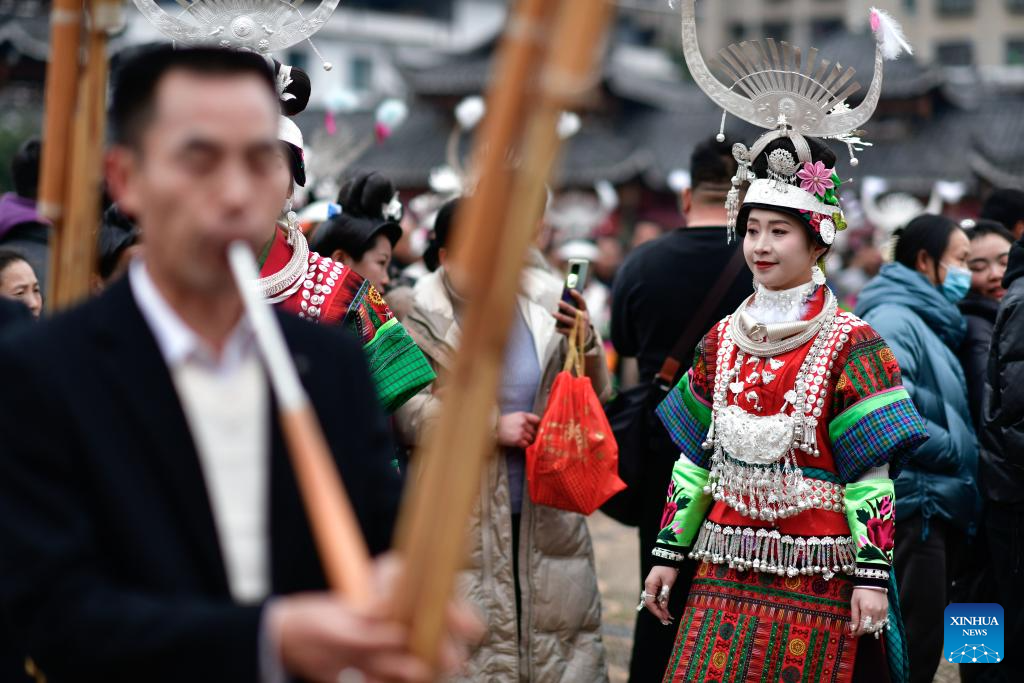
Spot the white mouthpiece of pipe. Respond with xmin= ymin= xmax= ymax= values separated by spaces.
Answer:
xmin=227 ymin=241 xmax=308 ymax=412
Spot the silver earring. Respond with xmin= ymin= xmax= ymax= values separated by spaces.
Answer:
xmin=811 ymin=263 xmax=826 ymax=286
xmin=285 ymin=210 xmax=299 ymax=246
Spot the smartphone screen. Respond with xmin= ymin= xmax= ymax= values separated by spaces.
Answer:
xmin=562 ymin=258 xmax=590 ymax=304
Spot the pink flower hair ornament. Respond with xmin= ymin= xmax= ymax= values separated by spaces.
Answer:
xmin=796 ymin=160 xmax=835 ymax=197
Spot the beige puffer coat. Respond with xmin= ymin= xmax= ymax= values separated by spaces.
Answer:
xmin=395 ymin=261 xmax=611 ymax=683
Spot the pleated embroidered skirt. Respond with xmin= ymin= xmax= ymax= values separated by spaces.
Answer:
xmin=662 ymin=561 xmax=859 ymax=683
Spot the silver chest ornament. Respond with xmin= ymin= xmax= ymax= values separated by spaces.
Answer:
xmin=701 ymin=292 xmax=859 ymax=523
xmin=132 ymin=1 xmax=339 ymax=66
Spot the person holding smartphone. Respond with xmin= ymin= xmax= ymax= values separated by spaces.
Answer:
xmin=396 ymin=198 xmax=614 ymax=683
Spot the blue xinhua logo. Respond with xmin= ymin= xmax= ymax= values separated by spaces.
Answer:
xmin=944 ymin=603 xmax=1004 ymax=664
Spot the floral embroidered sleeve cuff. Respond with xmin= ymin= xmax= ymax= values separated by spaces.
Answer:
xmin=844 ymin=478 xmax=895 ymax=588
xmin=651 ymin=458 xmax=713 ymax=568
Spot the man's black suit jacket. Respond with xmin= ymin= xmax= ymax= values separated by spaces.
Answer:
xmin=0 ymin=277 xmax=402 ymax=682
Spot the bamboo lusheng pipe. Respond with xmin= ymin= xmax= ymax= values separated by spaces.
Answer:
xmin=390 ymin=0 xmax=553 ymax=650
xmin=392 ymin=0 xmax=613 ymax=667
xmin=54 ymin=0 xmax=118 ymax=310
xmin=39 ymin=0 xmax=84 ymax=303
xmin=227 ymin=242 xmax=373 ymax=607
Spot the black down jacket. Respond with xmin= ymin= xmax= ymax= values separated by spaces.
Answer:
xmin=981 ymin=238 xmax=1024 ymax=504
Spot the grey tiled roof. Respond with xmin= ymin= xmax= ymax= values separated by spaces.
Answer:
xmin=0 ymin=1 xmax=50 ymax=61
xmin=812 ymin=31 xmax=946 ymax=101
xmin=292 ymin=27 xmax=1024 ymax=196
xmin=297 ymin=82 xmax=1024 ymax=195
xmin=398 ymin=53 xmax=493 ymax=97
xmin=321 ymin=105 xmax=650 ymax=189
xmin=336 ymin=106 xmax=458 ymax=188
xmin=968 ymin=91 xmax=1024 ymax=189
xmin=633 ymin=87 xmax=1024 ymax=194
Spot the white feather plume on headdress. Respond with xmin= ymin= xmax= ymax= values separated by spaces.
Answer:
xmin=870 ymin=7 xmax=913 ymax=61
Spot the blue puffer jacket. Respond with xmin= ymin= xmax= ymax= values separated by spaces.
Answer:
xmin=855 ymin=263 xmax=980 ymax=538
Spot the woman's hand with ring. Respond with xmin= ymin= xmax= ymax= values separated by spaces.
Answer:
xmin=642 ymin=566 xmax=679 ymax=626
xmin=850 ymin=587 xmax=888 ymax=637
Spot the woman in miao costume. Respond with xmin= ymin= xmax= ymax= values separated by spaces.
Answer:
xmin=642 ymin=3 xmax=929 ymax=681
xmin=259 ymin=61 xmax=435 ymax=413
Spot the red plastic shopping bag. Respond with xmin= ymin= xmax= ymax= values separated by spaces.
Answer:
xmin=525 ymin=315 xmax=625 ymax=514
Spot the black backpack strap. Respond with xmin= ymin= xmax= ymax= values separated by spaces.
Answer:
xmin=655 ymin=245 xmax=747 ymax=390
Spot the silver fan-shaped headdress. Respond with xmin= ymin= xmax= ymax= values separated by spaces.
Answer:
xmin=132 ymin=1 xmax=339 ymax=70
xmin=679 ymin=0 xmax=912 ymax=243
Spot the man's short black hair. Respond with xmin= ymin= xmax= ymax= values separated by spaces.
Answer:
xmin=10 ymin=138 xmax=41 ymax=199
xmin=109 ymin=44 xmax=278 ymax=148
xmin=689 ymin=135 xmax=738 ymax=192
xmin=980 ymin=189 xmax=1024 ymax=234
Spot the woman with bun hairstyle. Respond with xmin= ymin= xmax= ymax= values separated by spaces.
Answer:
xmin=256 ymin=60 xmax=435 ymax=413
xmin=309 ymin=172 xmax=403 ymax=292
xmin=855 ymin=215 xmax=980 ymax=683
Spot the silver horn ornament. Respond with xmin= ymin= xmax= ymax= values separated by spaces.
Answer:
xmin=132 ymin=0 xmax=340 ymax=59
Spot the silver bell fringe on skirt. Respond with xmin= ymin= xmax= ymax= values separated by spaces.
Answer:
xmin=687 ymin=520 xmax=857 ymax=581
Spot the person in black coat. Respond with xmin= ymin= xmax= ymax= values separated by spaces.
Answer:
xmin=0 ymin=296 xmax=31 ymax=332
xmin=980 ymin=233 xmax=1024 ymax=679
xmin=955 ymin=219 xmax=1014 ymax=683
xmin=0 ymin=45 xmax=473 ymax=683
xmin=958 ymin=219 xmax=1014 ymax=430
xmin=0 ymin=278 xmax=401 ymax=682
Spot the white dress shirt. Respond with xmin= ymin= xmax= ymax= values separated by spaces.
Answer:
xmin=129 ymin=260 xmax=271 ymax=604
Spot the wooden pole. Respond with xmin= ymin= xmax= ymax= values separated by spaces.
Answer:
xmin=54 ymin=0 xmax=118 ymax=310
xmin=390 ymin=0 xmax=553 ymax=642
xmin=227 ymin=243 xmax=373 ymax=607
xmin=392 ymin=0 xmax=613 ymax=667
xmin=38 ymin=0 xmax=84 ymax=305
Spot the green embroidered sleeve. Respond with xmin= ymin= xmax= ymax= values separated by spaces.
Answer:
xmin=329 ymin=277 xmax=437 ymax=414
xmin=362 ymin=317 xmax=437 ymax=414
xmin=845 ymin=478 xmax=895 ymax=588
xmin=651 ymin=458 xmax=713 ymax=567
